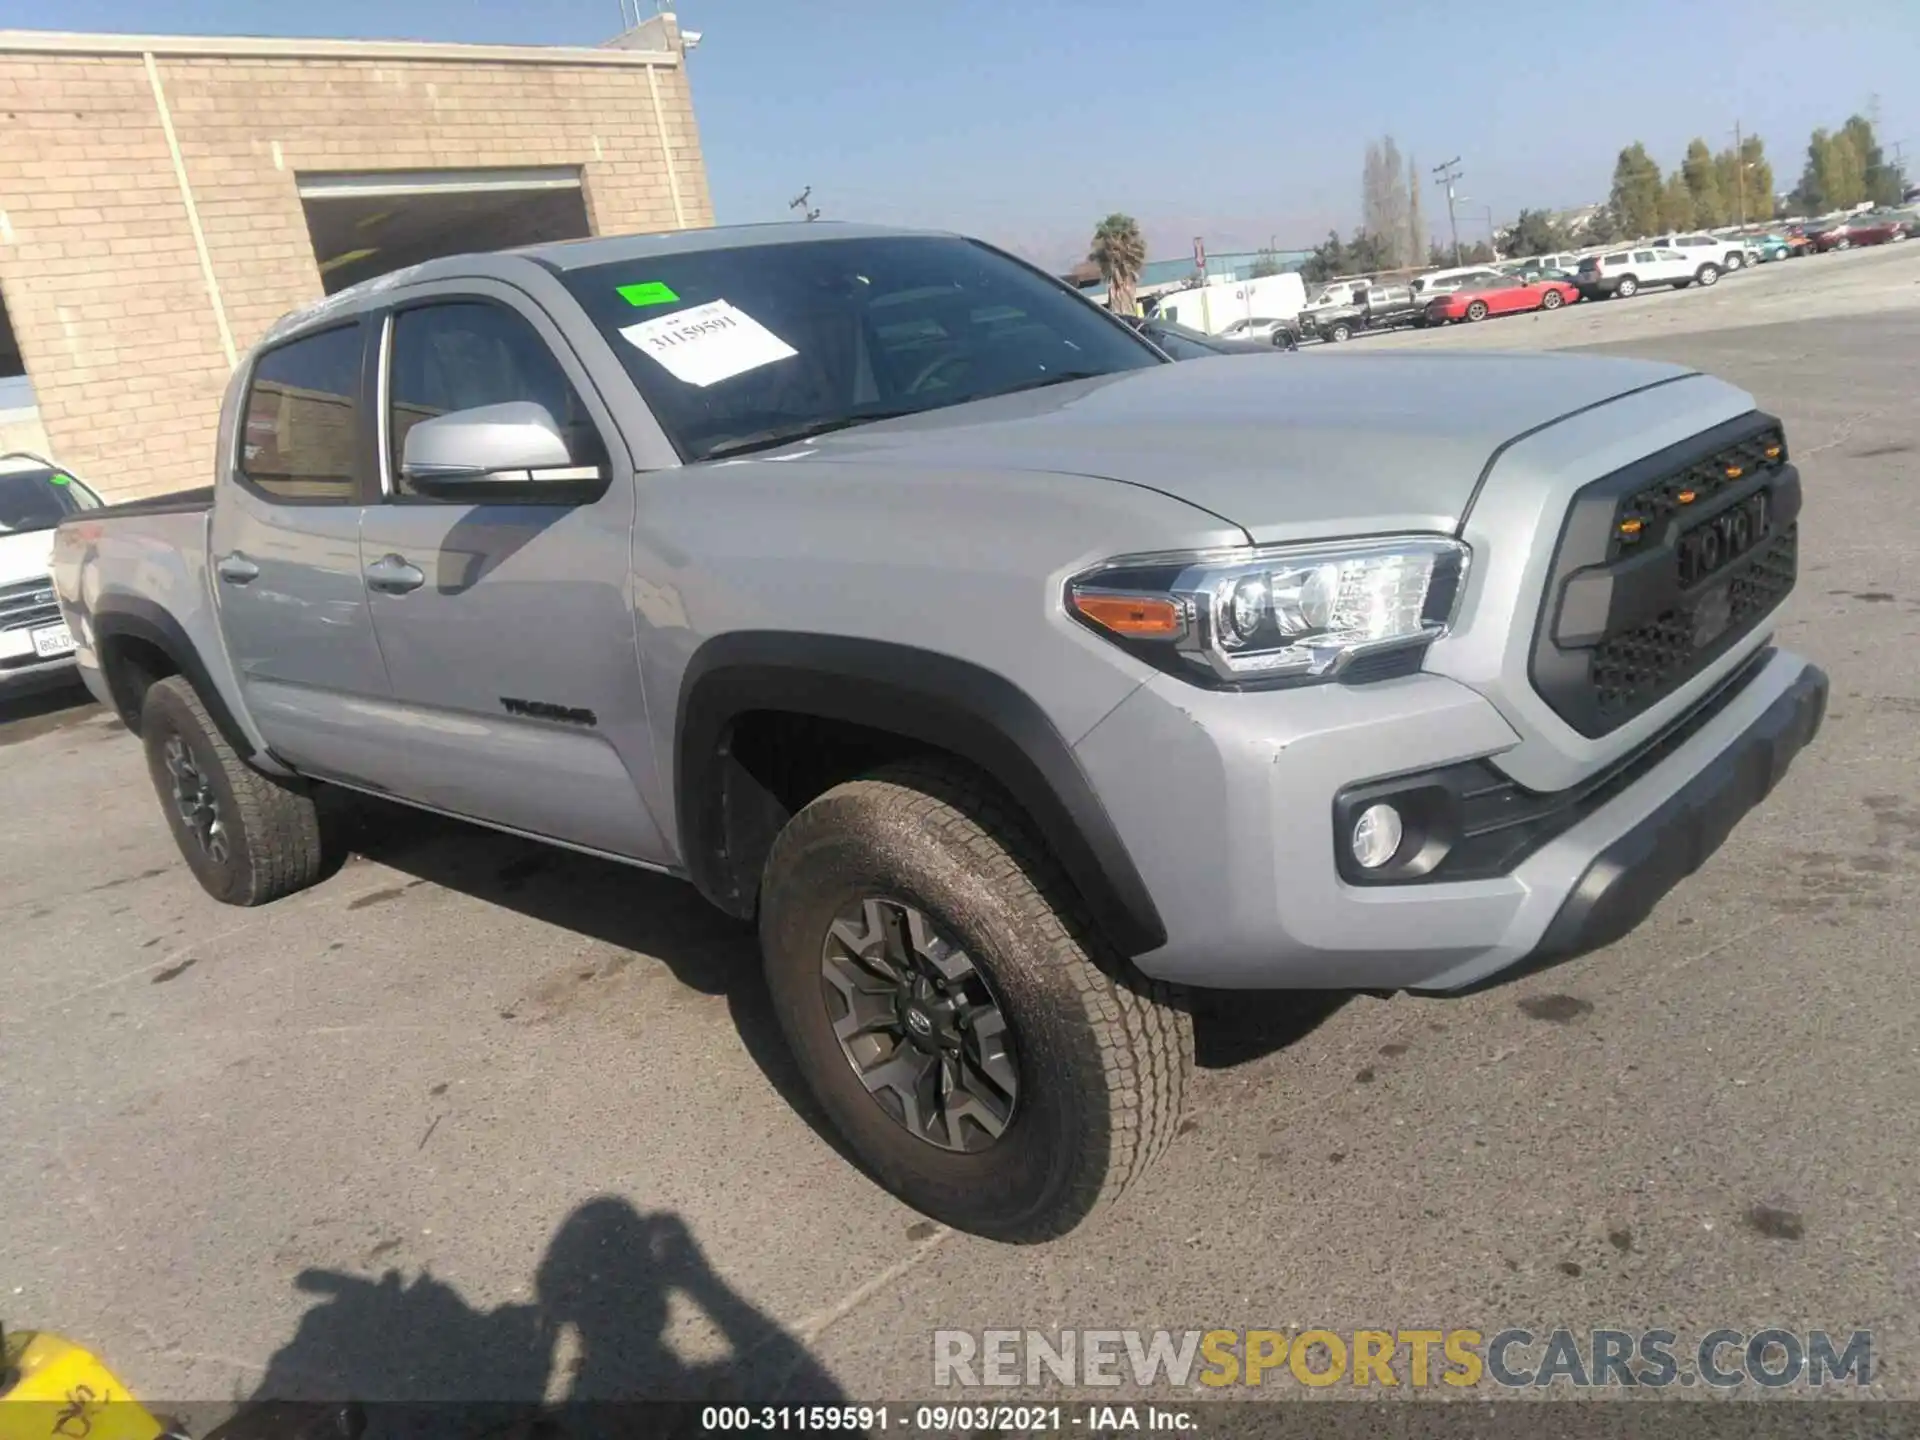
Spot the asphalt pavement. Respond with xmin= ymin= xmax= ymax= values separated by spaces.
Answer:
xmin=3 ymin=243 xmax=1918 ymax=1415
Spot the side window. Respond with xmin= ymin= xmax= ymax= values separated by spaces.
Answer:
xmin=239 ymin=325 xmax=362 ymax=503
xmin=1633 ymin=250 xmax=1657 ymax=263
xmin=386 ymin=301 xmax=609 ymax=499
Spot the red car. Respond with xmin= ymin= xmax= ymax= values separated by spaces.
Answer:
xmin=1423 ymin=273 xmax=1579 ymax=323
xmin=1811 ymin=217 xmax=1903 ymax=251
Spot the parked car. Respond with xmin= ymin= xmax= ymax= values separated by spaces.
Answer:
xmin=1305 ymin=285 xmax=1425 ymax=342
xmin=1216 ymin=315 xmax=1301 ymax=350
xmin=54 ymin=222 xmax=1826 ymax=1242
xmin=1424 ymin=273 xmax=1579 ymax=324
xmin=1746 ymin=233 xmax=1809 ymax=262
xmin=1575 ymin=246 xmax=1720 ymax=299
xmin=1408 ymin=265 xmax=1504 ymax=300
xmin=1811 ymin=216 xmax=1903 ymax=251
xmin=1647 ymin=233 xmax=1752 ymax=273
xmin=0 ymin=452 xmax=103 ymax=697
xmin=1128 ymin=315 xmax=1284 ymax=358
xmin=1500 ymin=252 xmax=1588 ymax=280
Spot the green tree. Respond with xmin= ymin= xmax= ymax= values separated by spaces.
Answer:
xmin=1582 ymin=206 xmax=1619 ymax=244
xmin=1301 ymin=229 xmax=1350 ymax=284
xmin=1088 ymin=213 xmax=1147 ymax=315
xmin=1797 ymin=128 xmax=1867 ymax=211
xmin=1843 ymin=113 xmax=1904 ymax=205
xmin=1505 ymin=207 xmax=1569 ymax=257
xmin=1681 ymin=138 xmax=1724 ymax=227
xmin=1658 ymin=171 xmax=1694 ymax=232
xmin=1346 ymin=228 xmax=1397 ymax=273
xmin=1713 ymin=134 xmax=1773 ymax=226
xmin=1609 ymin=143 xmax=1664 ymax=238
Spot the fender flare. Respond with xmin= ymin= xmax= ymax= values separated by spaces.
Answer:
xmin=91 ymin=597 xmax=256 ymax=759
xmin=674 ymin=633 xmax=1168 ymax=957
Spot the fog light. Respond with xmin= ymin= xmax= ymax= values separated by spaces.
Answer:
xmin=1351 ymin=803 xmax=1403 ymax=869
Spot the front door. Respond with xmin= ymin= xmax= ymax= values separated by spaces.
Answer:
xmin=208 ymin=320 xmax=391 ymax=775
xmin=353 ymin=287 xmax=669 ymax=863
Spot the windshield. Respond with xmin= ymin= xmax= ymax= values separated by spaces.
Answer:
xmin=560 ymin=235 xmax=1163 ymax=462
xmin=0 ymin=462 xmax=100 ymax=533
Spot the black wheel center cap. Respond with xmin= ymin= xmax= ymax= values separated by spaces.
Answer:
xmin=905 ymin=1007 xmax=934 ymax=1037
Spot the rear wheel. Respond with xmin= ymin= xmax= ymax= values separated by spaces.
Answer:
xmin=759 ymin=762 xmax=1192 ymax=1242
xmin=140 ymin=676 xmax=329 ymax=905
xmin=1725 ymin=251 xmax=1745 ymax=270
xmin=1696 ymin=263 xmax=1720 ymax=287
xmin=1615 ymin=276 xmax=1639 ymax=299
xmin=1540 ymin=288 xmax=1564 ymax=310
xmin=1464 ymin=299 xmax=1489 ymax=322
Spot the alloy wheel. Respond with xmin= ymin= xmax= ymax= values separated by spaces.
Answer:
xmin=164 ymin=733 xmax=229 ymax=865
xmin=819 ymin=896 xmax=1019 ymax=1153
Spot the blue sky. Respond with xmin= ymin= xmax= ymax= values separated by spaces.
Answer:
xmin=8 ymin=0 xmax=1916 ymax=267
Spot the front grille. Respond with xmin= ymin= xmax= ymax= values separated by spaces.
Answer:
xmin=0 ymin=576 xmax=61 ymax=633
xmin=1589 ymin=526 xmax=1797 ymax=723
xmin=1531 ymin=412 xmax=1801 ymax=738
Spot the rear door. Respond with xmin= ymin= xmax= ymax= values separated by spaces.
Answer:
xmin=209 ymin=321 xmax=392 ymax=775
xmin=353 ymin=283 xmax=669 ymax=862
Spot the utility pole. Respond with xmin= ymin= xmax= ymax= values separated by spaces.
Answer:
xmin=1433 ymin=157 xmax=1463 ymax=266
xmin=1732 ymin=121 xmax=1746 ymax=227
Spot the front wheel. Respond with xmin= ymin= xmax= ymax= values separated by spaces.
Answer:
xmin=1540 ymin=288 xmax=1564 ymax=310
xmin=759 ymin=762 xmax=1192 ymax=1242
xmin=1615 ymin=277 xmax=1639 ymax=298
xmin=1464 ymin=299 xmax=1489 ymax=322
xmin=1328 ymin=321 xmax=1353 ymax=342
xmin=1834 ymin=238 xmax=1851 ymax=251
xmin=140 ymin=676 xmax=330 ymax=905
xmin=1725 ymin=252 xmax=1745 ymax=270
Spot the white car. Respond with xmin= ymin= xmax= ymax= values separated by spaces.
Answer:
xmin=1647 ymin=233 xmax=1752 ymax=273
xmin=1409 ymin=265 xmax=1504 ymax=299
xmin=1575 ymin=246 xmax=1722 ymax=299
xmin=0 ymin=453 xmax=101 ymax=697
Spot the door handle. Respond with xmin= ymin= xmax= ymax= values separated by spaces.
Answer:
xmin=365 ymin=554 xmax=426 ymax=595
xmin=216 ymin=553 xmax=259 ymax=585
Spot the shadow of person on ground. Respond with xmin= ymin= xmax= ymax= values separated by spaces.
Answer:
xmin=208 ymin=1197 xmax=844 ymax=1440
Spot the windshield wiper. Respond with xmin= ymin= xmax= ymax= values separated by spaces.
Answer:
xmin=699 ymin=408 xmax=923 ymax=461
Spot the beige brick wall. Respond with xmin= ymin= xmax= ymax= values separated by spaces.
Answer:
xmin=0 ymin=38 xmax=711 ymax=499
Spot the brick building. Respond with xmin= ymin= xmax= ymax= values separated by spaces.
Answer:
xmin=0 ymin=19 xmax=712 ymax=499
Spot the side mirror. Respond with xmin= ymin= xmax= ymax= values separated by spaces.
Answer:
xmin=399 ymin=402 xmax=602 ymax=502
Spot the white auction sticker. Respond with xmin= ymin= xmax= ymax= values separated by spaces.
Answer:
xmin=618 ymin=299 xmax=797 ymax=388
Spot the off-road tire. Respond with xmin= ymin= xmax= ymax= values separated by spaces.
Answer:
xmin=141 ymin=675 xmax=327 ymax=906
xmin=759 ymin=760 xmax=1192 ymax=1242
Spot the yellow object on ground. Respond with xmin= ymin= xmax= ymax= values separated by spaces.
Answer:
xmin=1 ymin=1328 xmax=173 ymax=1440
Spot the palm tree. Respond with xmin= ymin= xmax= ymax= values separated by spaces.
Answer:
xmin=1088 ymin=213 xmax=1147 ymax=316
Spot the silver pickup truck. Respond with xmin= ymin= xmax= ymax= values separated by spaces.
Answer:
xmin=54 ymin=223 xmax=1825 ymax=1241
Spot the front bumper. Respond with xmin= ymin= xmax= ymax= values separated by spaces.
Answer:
xmin=0 ymin=651 xmax=80 ymax=696
xmin=1073 ymin=646 xmax=1823 ymax=992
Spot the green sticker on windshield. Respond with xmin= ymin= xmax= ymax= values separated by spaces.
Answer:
xmin=49 ymin=472 xmax=72 ymax=486
xmin=617 ymin=281 xmax=680 ymax=308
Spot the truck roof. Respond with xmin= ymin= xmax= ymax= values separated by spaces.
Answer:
xmin=262 ymin=221 xmax=951 ymax=347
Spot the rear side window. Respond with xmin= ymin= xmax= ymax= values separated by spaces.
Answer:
xmin=239 ymin=325 xmax=362 ymax=503
xmin=1604 ymin=252 xmax=1630 ymax=264
xmin=1633 ymin=250 xmax=1657 ymax=263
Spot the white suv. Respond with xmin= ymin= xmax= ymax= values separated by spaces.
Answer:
xmin=1647 ymin=233 xmax=1751 ymax=272
xmin=1409 ymin=265 xmax=1503 ymax=299
xmin=1574 ymin=246 xmax=1721 ymax=299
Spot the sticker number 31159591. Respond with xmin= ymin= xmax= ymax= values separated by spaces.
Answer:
xmin=618 ymin=300 xmax=798 ymax=388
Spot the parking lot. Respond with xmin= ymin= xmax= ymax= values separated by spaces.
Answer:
xmin=4 ymin=241 xmax=1919 ymax=1410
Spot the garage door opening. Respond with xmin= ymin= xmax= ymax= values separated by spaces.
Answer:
xmin=299 ymin=167 xmax=591 ymax=295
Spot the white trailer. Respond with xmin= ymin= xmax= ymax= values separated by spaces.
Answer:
xmin=1152 ymin=272 xmax=1307 ymax=335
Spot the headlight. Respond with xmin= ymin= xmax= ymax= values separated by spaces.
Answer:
xmin=1067 ymin=536 xmax=1468 ymax=687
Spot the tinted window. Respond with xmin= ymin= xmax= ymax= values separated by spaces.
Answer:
xmin=1604 ymin=252 xmax=1630 ymax=264
xmin=240 ymin=326 xmax=362 ymax=502
xmin=1633 ymin=250 xmax=1657 ymax=263
xmin=386 ymin=301 xmax=608 ymax=498
xmin=0 ymin=464 xmax=100 ymax=533
xmin=560 ymin=236 xmax=1160 ymax=463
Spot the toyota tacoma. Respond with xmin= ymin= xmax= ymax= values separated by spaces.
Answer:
xmin=53 ymin=223 xmax=1825 ymax=1241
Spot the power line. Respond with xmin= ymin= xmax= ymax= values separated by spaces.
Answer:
xmin=1432 ymin=157 xmax=1463 ymax=266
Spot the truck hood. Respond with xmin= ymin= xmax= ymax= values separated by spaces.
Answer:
xmin=788 ymin=351 xmax=1699 ymax=542
xmin=0 ymin=526 xmax=59 ymax=587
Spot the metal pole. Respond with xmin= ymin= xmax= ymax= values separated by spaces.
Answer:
xmin=1433 ymin=158 xmax=1463 ymax=266
xmin=1734 ymin=121 xmax=1746 ymax=227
